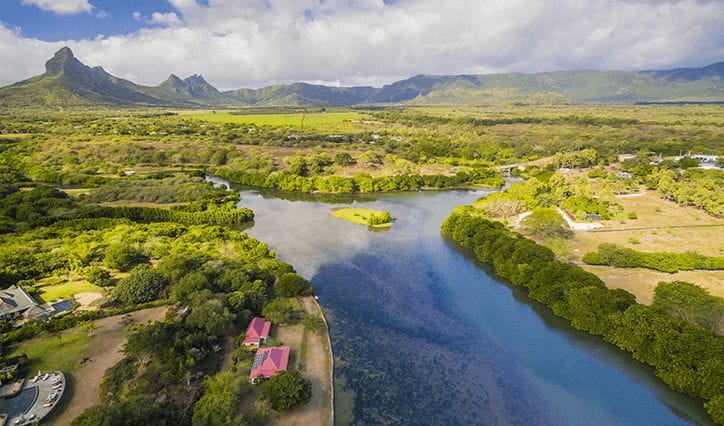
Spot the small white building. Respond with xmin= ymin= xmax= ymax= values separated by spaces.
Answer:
xmin=692 ymin=154 xmax=718 ymax=163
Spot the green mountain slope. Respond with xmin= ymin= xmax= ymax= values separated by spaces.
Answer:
xmin=377 ymin=68 xmax=724 ymax=104
xmin=0 ymin=47 xmax=721 ymax=107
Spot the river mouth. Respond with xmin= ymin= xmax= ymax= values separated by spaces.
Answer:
xmin=207 ymin=176 xmax=711 ymax=425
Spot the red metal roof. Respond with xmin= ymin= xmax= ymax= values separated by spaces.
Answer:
xmin=243 ymin=317 xmax=271 ymax=345
xmin=250 ymin=346 xmax=290 ymax=380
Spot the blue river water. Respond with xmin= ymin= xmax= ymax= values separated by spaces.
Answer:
xmin=209 ymin=176 xmax=710 ymax=425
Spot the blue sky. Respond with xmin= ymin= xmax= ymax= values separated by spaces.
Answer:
xmin=1 ymin=0 xmax=179 ymax=40
xmin=0 ymin=0 xmax=722 ymax=89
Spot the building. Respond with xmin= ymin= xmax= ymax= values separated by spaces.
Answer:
xmin=0 ymin=287 xmax=43 ymax=321
xmin=692 ymin=154 xmax=719 ymax=163
xmin=0 ymin=286 xmax=72 ymax=321
xmin=250 ymin=346 xmax=290 ymax=382
xmin=616 ymin=172 xmax=633 ymax=179
xmin=243 ymin=317 xmax=271 ymax=346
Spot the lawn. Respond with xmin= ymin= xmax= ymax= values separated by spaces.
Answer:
xmin=186 ymin=112 xmax=365 ymax=128
xmin=8 ymin=332 xmax=90 ymax=375
xmin=37 ymin=281 xmax=104 ymax=303
xmin=331 ymin=207 xmax=393 ymax=229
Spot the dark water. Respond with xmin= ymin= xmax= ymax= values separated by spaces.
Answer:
xmin=209 ymin=177 xmax=711 ymax=425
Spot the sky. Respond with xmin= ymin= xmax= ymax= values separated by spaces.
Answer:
xmin=0 ymin=0 xmax=722 ymax=90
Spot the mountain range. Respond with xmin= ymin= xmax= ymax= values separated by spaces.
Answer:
xmin=0 ymin=47 xmax=722 ymax=108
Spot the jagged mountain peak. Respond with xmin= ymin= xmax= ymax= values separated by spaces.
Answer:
xmin=184 ymin=74 xmax=208 ymax=85
xmin=161 ymin=74 xmax=187 ymax=86
xmin=45 ymin=46 xmax=80 ymax=75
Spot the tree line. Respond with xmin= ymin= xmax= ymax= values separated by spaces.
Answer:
xmin=584 ymin=243 xmax=724 ymax=273
xmin=213 ymin=168 xmax=504 ymax=194
xmin=441 ymin=209 xmax=724 ymax=423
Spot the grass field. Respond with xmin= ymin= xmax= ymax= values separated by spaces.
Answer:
xmin=537 ymin=189 xmax=724 ymax=304
xmin=8 ymin=332 xmax=90 ymax=375
xmin=37 ymin=281 xmax=104 ymax=303
xmin=186 ymin=111 xmax=366 ymax=127
xmin=331 ymin=207 xmax=393 ymax=228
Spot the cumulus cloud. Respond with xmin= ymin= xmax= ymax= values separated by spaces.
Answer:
xmin=3 ymin=0 xmax=724 ymax=89
xmin=133 ymin=11 xmax=182 ymax=26
xmin=20 ymin=0 xmax=93 ymax=15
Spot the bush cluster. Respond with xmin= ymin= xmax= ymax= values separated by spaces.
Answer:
xmin=583 ymin=243 xmax=724 ymax=273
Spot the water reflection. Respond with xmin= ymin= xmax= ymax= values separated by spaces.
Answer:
xmin=208 ymin=176 xmax=710 ymax=425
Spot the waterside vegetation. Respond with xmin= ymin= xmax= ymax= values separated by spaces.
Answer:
xmin=331 ymin=207 xmax=393 ymax=228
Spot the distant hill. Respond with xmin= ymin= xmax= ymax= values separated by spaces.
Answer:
xmin=0 ymin=47 xmax=721 ymax=107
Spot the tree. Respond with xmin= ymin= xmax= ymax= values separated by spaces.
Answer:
xmin=275 ymin=273 xmax=313 ymax=297
xmin=103 ymin=244 xmax=147 ymax=272
xmin=520 ymin=208 xmax=573 ymax=239
xmin=261 ymin=298 xmax=302 ymax=324
xmin=260 ymin=370 xmax=312 ymax=411
xmin=192 ymin=370 xmax=248 ymax=426
xmin=652 ymin=281 xmax=724 ymax=332
xmin=169 ymin=271 xmax=209 ymax=302
xmin=156 ymin=253 xmax=202 ymax=282
xmin=186 ymin=299 xmax=235 ymax=336
xmin=112 ymin=266 xmax=168 ymax=305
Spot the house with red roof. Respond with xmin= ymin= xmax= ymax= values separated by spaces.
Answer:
xmin=250 ymin=346 xmax=290 ymax=382
xmin=243 ymin=317 xmax=271 ymax=346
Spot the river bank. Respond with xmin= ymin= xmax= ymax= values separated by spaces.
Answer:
xmin=210 ymin=174 xmax=712 ymax=424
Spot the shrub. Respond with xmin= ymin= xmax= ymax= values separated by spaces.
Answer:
xmin=520 ymin=208 xmax=573 ymax=239
xmin=302 ymin=314 xmax=325 ymax=333
xmin=103 ymin=245 xmax=147 ymax=272
xmin=112 ymin=266 xmax=168 ymax=304
xmin=83 ymin=266 xmax=112 ymax=286
xmin=261 ymin=298 xmax=302 ymax=324
xmin=259 ymin=370 xmax=312 ymax=411
xmin=275 ymin=273 xmax=313 ymax=297
xmin=627 ymin=212 xmax=638 ymax=219
xmin=192 ymin=370 xmax=249 ymax=426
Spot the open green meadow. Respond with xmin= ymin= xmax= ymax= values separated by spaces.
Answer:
xmin=9 ymin=332 xmax=90 ymax=375
xmin=186 ymin=111 xmax=367 ymax=128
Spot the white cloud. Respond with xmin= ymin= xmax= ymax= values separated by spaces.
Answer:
xmin=3 ymin=0 xmax=723 ymax=89
xmin=149 ymin=12 xmax=182 ymax=26
xmin=20 ymin=0 xmax=93 ymax=15
xmin=132 ymin=11 xmax=182 ymax=26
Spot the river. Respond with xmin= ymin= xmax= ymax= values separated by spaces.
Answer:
xmin=207 ymin=176 xmax=711 ymax=425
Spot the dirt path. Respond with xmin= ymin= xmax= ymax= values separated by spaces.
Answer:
xmin=270 ymin=297 xmax=333 ymax=426
xmin=49 ymin=306 xmax=168 ymax=425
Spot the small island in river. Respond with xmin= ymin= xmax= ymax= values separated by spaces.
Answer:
xmin=332 ymin=208 xmax=394 ymax=229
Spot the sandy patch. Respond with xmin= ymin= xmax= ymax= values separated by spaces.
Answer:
xmin=49 ymin=306 xmax=168 ymax=425
xmin=73 ymin=292 xmax=104 ymax=311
